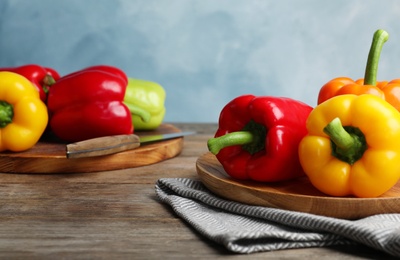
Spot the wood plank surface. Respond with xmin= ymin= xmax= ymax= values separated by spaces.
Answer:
xmin=0 ymin=123 xmax=395 ymax=259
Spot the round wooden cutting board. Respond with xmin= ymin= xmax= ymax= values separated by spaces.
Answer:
xmin=0 ymin=124 xmax=183 ymax=174
xmin=196 ymin=152 xmax=400 ymax=219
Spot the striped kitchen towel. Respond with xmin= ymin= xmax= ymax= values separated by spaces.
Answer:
xmin=155 ymin=178 xmax=400 ymax=257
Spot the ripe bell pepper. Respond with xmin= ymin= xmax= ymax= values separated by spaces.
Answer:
xmin=207 ymin=95 xmax=313 ymax=182
xmin=299 ymin=94 xmax=400 ymax=198
xmin=124 ymin=78 xmax=166 ymax=130
xmin=64 ymin=65 xmax=160 ymax=130
xmin=47 ymin=69 xmax=133 ymax=142
xmin=318 ymin=29 xmax=400 ymax=111
xmin=0 ymin=72 xmax=48 ymax=152
xmin=0 ymin=64 xmax=60 ymax=102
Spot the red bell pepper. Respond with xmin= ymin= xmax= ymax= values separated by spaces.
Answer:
xmin=47 ymin=69 xmax=133 ymax=142
xmin=67 ymin=65 xmax=160 ymax=127
xmin=0 ymin=64 xmax=60 ymax=102
xmin=207 ymin=94 xmax=313 ymax=182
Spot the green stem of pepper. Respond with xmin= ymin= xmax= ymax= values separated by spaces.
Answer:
xmin=323 ymin=117 xmax=367 ymax=165
xmin=0 ymin=101 xmax=13 ymax=128
xmin=43 ymin=75 xmax=56 ymax=86
xmin=207 ymin=120 xmax=266 ymax=155
xmin=42 ymin=75 xmax=56 ymax=94
xmin=208 ymin=131 xmax=254 ymax=155
xmin=124 ymin=102 xmax=151 ymax=123
xmin=364 ymin=29 xmax=389 ymax=86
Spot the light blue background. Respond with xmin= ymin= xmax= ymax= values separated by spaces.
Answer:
xmin=1 ymin=0 xmax=400 ymax=122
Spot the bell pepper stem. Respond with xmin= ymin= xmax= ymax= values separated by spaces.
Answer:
xmin=323 ymin=117 xmax=366 ymax=165
xmin=208 ymin=120 xmax=266 ymax=155
xmin=207 ymin=131 xmax=254 ymax=155
xmin=43 ymin=74 xmax=56 ymax=86
xmin=0 ymin=101 xmax=13 ymax=128
xmin=42 ymin=75 xmax=56 ymax=94
xmin=364 ymin=29 xmax=389 ymax=86
xmin=124 ymin=103 xmax=151 ymax=123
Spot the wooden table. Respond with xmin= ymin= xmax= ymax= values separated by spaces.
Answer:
xmin=0 ymin=123 xmax=396 ymax=259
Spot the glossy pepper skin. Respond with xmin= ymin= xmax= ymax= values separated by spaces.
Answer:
xmin=124 ymin=78 xmax=166 ymax=130
xmin=207 ymin=94 xmax=313 ymax=182
xmin=0 ymin=64 xmax=60 ymax=102
xmin=318 ymin=29 xmax=400 ymax=111
xmin=299 ymin=94 xmax=400 ymax=198
xmin=0 ymin=72 xmax=48 ymax=152
xmin=47 ymin=69 xmax=133 ymax=142
xmin=69 ymin=65 xmax=164 ymax=129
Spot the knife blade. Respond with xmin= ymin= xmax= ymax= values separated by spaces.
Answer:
xmin=66 ymin=131 xmax=195 ymax=159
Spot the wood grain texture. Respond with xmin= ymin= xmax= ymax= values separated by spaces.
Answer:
xmin=0 ymin=124 xmax=183 ymax=173
xmin=66 ymin=134 xmax=141 ymax=158
xmin=196 ymin=152 xmax=400 ymax=219
xmin=0 ymin=123 xmax=394 ymax=259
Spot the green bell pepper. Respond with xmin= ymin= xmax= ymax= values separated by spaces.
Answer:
xmin=124 ymin=78 xmax=166 ymax=130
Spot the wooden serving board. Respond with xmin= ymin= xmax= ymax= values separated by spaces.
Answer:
xmin=196 ymin=152 xmax=400 ymax=219
xmin=0 ymin=124 xmax=183 ymax=174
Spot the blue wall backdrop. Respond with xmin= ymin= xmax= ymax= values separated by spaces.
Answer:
xmin=1 ymin=0 xmax=400 ymax=122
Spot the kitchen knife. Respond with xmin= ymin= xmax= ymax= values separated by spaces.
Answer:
xmin=66 ymin=131 xmax=195 ymax=159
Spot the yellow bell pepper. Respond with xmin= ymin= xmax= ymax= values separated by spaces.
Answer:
xmin=298 ymin=94 xmax=400 ymax=198
xmin=0 ymin=71 xmax=48 ymax=152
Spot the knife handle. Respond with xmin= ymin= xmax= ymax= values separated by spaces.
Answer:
xmin=66 ymin=134 xmax=141 ymax=159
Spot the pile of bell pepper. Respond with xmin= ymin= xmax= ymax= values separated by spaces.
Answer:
xmin=208 ymin=29 xmax=400 ymax=198
xmin=0 ymin=64 xmax=166 ymax=150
